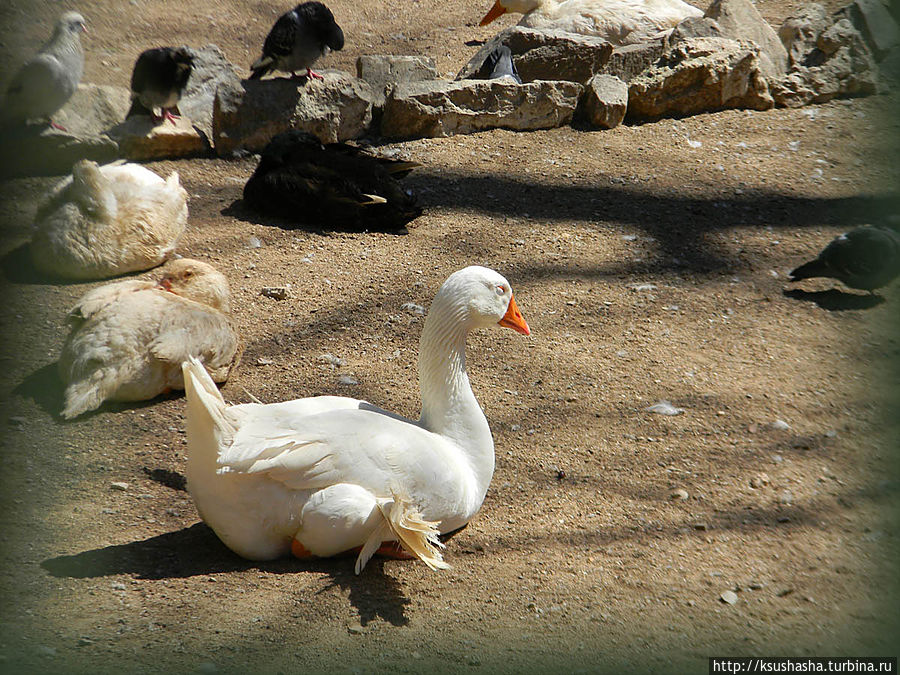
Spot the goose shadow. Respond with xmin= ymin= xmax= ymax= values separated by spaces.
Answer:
xmin=221 ymin=199 xmax=413 ymax=236
xmin=41 ymin=523 xmax=411 ymax=626
xmin=0 ymin=242 xmax=55 ymax=285
xmin=783 ymin=287 xmax=885 ymax=311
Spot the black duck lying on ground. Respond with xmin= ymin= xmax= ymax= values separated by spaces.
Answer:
xmin=242 ymin=129 xmax=422 ymax=233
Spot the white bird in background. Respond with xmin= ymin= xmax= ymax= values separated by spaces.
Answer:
xmin=1 ymin=11 xmax=87 ymax=131
xmin=31 ymin=160 xmax=188 ymax=280
xmin=59 ymin=258 xmax=241 ymax=419
xmin=479 ymin=0 xmax=702 ymax=45
xmin=182 ymin=266 xmax=530 ymax=574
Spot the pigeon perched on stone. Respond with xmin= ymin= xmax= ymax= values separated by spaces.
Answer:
xmin=789 ymin=225 xmax=900 ymax=294
xmin=242 ymin=129 xmax=422 ymax=233
xmin=483 ymin=45 xmax=522 ymax=83
xmin=249 ymin=2 xmax=344 ymax=81
xmin=1 ymin=11 xmax=86 ymax=130
xmin=126 ymin=46 xmax=195 ymax=125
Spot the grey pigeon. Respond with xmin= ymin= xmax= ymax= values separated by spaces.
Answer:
xmin=1 ymin=12 xmax=86 ymax=131
xmin=249 ymin=2 xmax=344 ymax=81
xmin=789 ymin=225 xmax=900 ymax=294
xmin=485 ymin=45 xmax=522 ymax=83
xmin=126 ymin=46 xmax=195 ymax=125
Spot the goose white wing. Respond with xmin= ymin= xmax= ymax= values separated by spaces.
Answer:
xmin=218 ymin=407 xmax=472 ymax=511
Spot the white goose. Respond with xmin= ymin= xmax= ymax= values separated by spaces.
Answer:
xmin=479 ymin=0 xmax=703 ymax=45
xmin=183 ymin=266 xmax=530 ymax=573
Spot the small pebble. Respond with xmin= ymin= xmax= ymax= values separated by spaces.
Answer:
xmin=749 ymin=473 xmax=770 ymax=489
xmin=348 ymin=622 xmax=364 ymax=634
xmin=669 ymin=489 xmax=689 ymax=501
xmin=769 ymin=420 xmax=791 ymax=431
xmin=338 ymin=375 xmax=359 ymax=386
xmin=645 ymin=401 xmax=684 ymax=416
xmin=256 ymin=358 xmax=273 ymax=366
xmin=319 ymin=353 xmax=345 ymax=367
xmin=720 ymin=590 xmax=738 ymax=605
xmin=261 ymin=286 xmax=290 ymax=301
xmin=247 ymin=237 xmax=262 ymax=249
xmin=110 ymin=482 xmax=129 ymax=492
xmin=401 ymin=302 xmax=425 ymax=315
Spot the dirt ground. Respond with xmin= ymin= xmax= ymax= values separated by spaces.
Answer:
xmin=1 ymin=0 xmax=899 ymax=673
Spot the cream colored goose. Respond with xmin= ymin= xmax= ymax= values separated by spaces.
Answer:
xmin=183 ymin=266 xmax=530 ymax=573
xmin=31 ymin=159 xmax=187 ymax=280
xmin=479 ymin=0 xmax=703 ymax=45
xmin=60 ymin=258 xmax=240 ymax=419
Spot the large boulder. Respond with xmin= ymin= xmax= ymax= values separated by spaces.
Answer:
xmin=456 ymin=26 xmax=613 ymax=84
xmin=770 ymin=17 xmax=878 ymax=106
xmin=704 ymin=0 xmax=789 ymax=76
xmin=356 ymin=55 xmax=439 ymax=106
xmin=778 ymin=4 xmax=833 ymax=68
xmin=179 ymin=44 xmax=242 ymax=144
xmin=837 ymin=0 xmax=900 ymax=57
xmin=581 ymin=74 xmax=628 ymax=129
xmin=212 ymin=70 xmax=375 ymax=155
xmin=381 ymin=78 xmax=584 ymax=139
xmin=627 ymin=37 xmax=774 ymax=119
xmin=53 ymin=83 xmax=131 ymax=137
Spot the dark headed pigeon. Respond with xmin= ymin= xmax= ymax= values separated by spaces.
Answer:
xmin=1 ymin=12 xmax=86 ymax=131
xmin=789 ymin=225 xmax=900 ymax=294
xmin=126 ymin=46 xmax=195 ymax=125
xmin=243 ymin=130 xmax=422 ymax=234
xmin=249 ymin=2 xmax=344 ymax=81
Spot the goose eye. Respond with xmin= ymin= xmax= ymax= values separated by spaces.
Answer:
xmin=496 ymin=284 xmax=507 ymax=295
xmin=183 ymin=270 xmax=194 ymax=279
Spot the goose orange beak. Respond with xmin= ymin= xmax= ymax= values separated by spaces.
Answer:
xmin=499 ymin=293 xmax=530 ymax=335
xmin=480 ymin=0 xmax=508 ymax=25
xmin=157 ymin=277 xmax=173 ymax=292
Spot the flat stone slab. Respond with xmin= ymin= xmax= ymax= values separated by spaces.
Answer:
xmin=106 ymin=115 xmax=207 ymax=160
xmin=0 ymin=127 xmax=119 ymax=178
xmin=356 ymin=55 xmax=439 ymax=106
xmin=381 ymin=78 xmax=584 ymax=139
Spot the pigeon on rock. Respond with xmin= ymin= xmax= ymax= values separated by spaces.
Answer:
xmin=242 ymin=129 xmax=422 ymax=233
xmin=789 ymin=225 xmax=900 ymax=294
xmin=126 ymin=46 xmax=195 ymax=125
xmin=249 ymin=2 xmax=344 ymax=81
xmin=1 ymin=11 xmax=87 ymax=131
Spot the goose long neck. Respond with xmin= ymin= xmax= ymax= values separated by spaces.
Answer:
xmin=417 ymin=298 xmax=494 ymax=490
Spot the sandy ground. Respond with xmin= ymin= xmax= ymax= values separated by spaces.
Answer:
xmin=1 ymin=0 xmax=899 ymax=673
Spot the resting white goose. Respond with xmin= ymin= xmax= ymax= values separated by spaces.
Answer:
xmin=479 ymin=0 xmax=703 ymax=45
xmin=183 ymin=266 xmax=530 ymax=573
xmin=31 ymin=159 xmax=187 ymax=280
xmin=60 ymin=258 xmax=240 ymax=419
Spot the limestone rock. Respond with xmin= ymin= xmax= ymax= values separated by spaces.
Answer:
xmin=381 ymin=78 xmax=583 ymax=139
xmin=582 ymin=74 xmax=628 ymax=129
xmin=106 ymin=116 xmax=207 ymax=160
xmin=0 ymin=127 xmax=118 ymax=178
xmin=627 ymin=37 xmax=774 ymax=119
xmin=212 ymin=70 xmax=375 ymax=155
xmin=179 ymin=44 xmax=242 ymax=143
xmin=778 ymin=4 xmax=832 ymax=68
xmin=457 ymin=26 xmax=613 ymax=84
xmin=597 ymin=41 xmax=667 ymax=83
xmin=704 ymin=0 xmax=789 ymax=75
xmin=54 ymin=83 xmax=131 ymax=137
xmin=668 ymin=16 xmax=724 ymax=44
xmin=838 ymin=0 xmax=900 ymax=56
xmin=356 ymin=55 xmax=438 ymax=106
